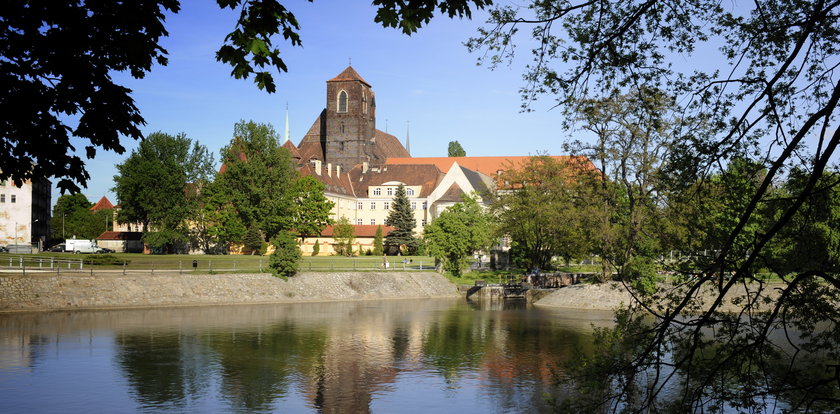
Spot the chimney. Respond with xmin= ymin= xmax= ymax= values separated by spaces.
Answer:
xmin=327 ymin=163 xmax=332 ymax=177
xmin=336 ymin=165 xmax=342 ymax=176
xmin=362 ymin=162 xmax=369 ymax=174
xmin=313 ymin=160 xmax=322 ymax=175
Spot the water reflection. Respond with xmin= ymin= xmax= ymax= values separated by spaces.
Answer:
xmin=0 ymin=300 xmax=613 ymax=413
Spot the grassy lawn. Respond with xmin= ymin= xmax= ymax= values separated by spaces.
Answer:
xmin=2 ymin=252 xmax=435 ymax=273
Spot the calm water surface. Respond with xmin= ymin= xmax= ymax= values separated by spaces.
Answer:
xmin=0 ymin=299 xmax=613 ymax=413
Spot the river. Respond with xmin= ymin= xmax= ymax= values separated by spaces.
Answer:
xmin=0 ymin=299 xmax=613 ymax=413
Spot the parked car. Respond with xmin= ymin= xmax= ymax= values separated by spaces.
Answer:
xmin=0 ymin=245 xmax=7 ymax=253
xmin=97 ymin=247 xmax=115 ymax=253
xmin=46 ymin=243 xmax=66 ymax=253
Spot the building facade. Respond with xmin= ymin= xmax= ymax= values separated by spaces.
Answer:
xmin=0 ymin=177 xmax=51 ymax=250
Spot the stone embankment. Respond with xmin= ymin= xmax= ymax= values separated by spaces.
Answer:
xmin=535 ymin=281 xmax=784 ymax=313
xmin=0 ymin=271 xmax=459 ymax=312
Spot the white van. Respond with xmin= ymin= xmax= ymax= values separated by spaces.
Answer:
xmin=65 ymin=239 xmax=102 ymax=254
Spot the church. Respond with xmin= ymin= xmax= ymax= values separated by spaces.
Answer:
xmin=282 ymin=67 xmax=589 ymax=256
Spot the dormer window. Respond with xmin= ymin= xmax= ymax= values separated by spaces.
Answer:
xmin=406 ymin=188 xmax=415 ymax=196
xmin=338 ymin=90 xmax=348 ymax=113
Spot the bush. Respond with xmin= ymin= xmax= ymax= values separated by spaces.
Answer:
xmin=269 ymin=231 xmax=301 ymax=278
xmin=312 ymin=241 xmax=320 ymax=256
xmin=85 ymin=254 xmax=129 ymax=266
xmin=624 ymin=256 xmax=659 ymax=296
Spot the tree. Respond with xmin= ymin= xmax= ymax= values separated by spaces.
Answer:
xmin=2 ymin=0 xmax=490 ymax=193
xmin=269 ymin=230 xmax=300 ymax=278
xmin=471 ymin=0 xmax=840 ymax=411
xmin=205 ymin=120 xmax=298 ymax=245
xmin=447 ymin=140 xmax=466 ymax=157
xmin=243 ymin=225 xmax=263 ymax=255
xmin=332 ymin=217 xmax=355 ymax=257
xmin=384 ymin=184 xmax=417 ymax=254
xmin=290 ymin=176 xmax=334 ymax=241
xmin=424 ymin=194 xmax=493 ymax=276
xmin=372 ymin=225 xmax=384 ymax=256
xmin=493 ymin=156 xmax=594 ymax=270
xmin=113 ymin=131 xmax=214 ymax=252
xmin=50 ymin=194 xmax=104 ymax=240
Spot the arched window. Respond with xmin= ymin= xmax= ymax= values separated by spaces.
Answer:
xmin=338 ymin=90 xmax=348 ymax=113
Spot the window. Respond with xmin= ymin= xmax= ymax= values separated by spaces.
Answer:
xmin=357 ymin=219 xmax=363 ymax=225
xmin=387 ymin=187 xmax=393 ymax=196
xmin=339 ymin=141 xmax=345 ymax=151
xmin=383 ymin=202 xmax=390 ymax=210
xmin=10 ymin=195 xmax=15 ymax=203
xmin=421 ymin=219 xmax=427 ymax=226
xmin=362 ymin=92 xmax=367 ymax=114
xmin=338 ymin=90 xmax=348 ymax=112
xmin=373 ymin=187 xmax=381 ymax=196
xmin=370 ymin=202 xmax=376 ymax=210
xmin=411 ymin=202 xmax=417 ymax=210
xmin=0 ymin=194 xmax=4 ymax=203
xmin=357 ymin=202 xmax=363 ymax=210
xmin=422 ymin=201 xmax=427 ymax=210
xmin=406 ymin=188 xmax=414 ymax=196
xmin=370 ymin=219 xmax=376 ymax=225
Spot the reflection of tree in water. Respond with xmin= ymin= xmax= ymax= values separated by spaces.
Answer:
xmin=115 ymin=332 xmax=212 ymax=410
xmin=422 ymin=307 xmax=492 ymax=383
xmin=205 ymin=321 xmax=328 ymax=412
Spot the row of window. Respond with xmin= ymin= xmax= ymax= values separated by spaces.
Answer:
xmin=337 ymin=90 xmax=374 ymax=114
xmin=0 ymin=194 xmax=16 ymax=203
xmin=356 ymin=201 xmax=426 ymax=210
xmin=372 ymin=187 xmax=415 ymax=196
xmin=356 ymin=218 xmax=427 ymax=226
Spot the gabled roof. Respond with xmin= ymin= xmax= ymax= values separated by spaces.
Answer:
xmin=371 ymin=130 xmax=410 ymax=160
xmin=282 ymin=140 xmax=302 ymax=160
xmin=437 ymin=183 xmax=466 ymax=202
xmin=349 ymin=164 xmax=445 ymax=198
xmin=319 ymin=224 xmax=395 ymax=238
xmin=327 ymin=66 xmax=371 ymax=87
xmin=90 ymin=196 xmax=114 ymax=211
xmin=385 ymin=155 xmax=596 ymax=177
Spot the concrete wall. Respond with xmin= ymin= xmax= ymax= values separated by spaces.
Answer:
xmin=0 ymin=271 xmax=459 ymax=312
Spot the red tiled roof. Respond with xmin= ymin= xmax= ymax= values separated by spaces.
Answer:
xmin=96 ymin=231 xmax=143 ymax=241
xmin=372 ymin=130 xmax=410 ymax=160
xmin=282 ymin=140 xmax=302 ymax=160
xmin=320 ymin=224 xmax=395 ymax=238
xmin=348 ymin=163 xmax=444 ymax=198
xmin=90 ymin=196 xmax=114 ymax=211
xmin=299 ymin=163 xmax=356 ymax=197
xmin=385 ymin=156 xmax=596 ymax=177
xmin=327 ymin=66 xmax=371 ymax=87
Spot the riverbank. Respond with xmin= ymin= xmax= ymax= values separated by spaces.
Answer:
xmin=535 ymin=281 xmax=784 ymax=312
xmin=0 ymin=271 xmax=459 ymax=312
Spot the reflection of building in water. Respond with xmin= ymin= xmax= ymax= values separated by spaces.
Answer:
xmin=297 ymin=303 xmax=434 ymax=413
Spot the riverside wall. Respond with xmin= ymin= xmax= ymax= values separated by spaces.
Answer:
xmin=0 ymin=271 xmax=459 ymax=312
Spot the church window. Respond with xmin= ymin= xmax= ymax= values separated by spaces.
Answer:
xmin=338 ymin=90 xmax=348 ymax=113
xmin=406 ymin=188 xmax=414 ymax=196
xmin=387 ymin=187 xmax=393 ymax=196
xmin=384 ymin=201 xmax=390 ymax=210
xmin=340 ymin=123 xmax=345 ymax=134
xmin=339 ymin=141 xmax=345 ymax=151
xmin=362 ymin=92 xmax=367 ymax=114
xmin=373 ymin=187 xmax=381 ymax=196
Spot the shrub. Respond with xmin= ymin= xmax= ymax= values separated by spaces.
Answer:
xmin=269 ymin=231 xmax=301 ymax=278
xmin=312 ymin=241 xmax=320 ymax=256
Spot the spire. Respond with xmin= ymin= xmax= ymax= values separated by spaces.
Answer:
xmin=406 ymin=120 xmax=411 ymax=156
xmin=284 ymin=103 xmax=290 ymax=144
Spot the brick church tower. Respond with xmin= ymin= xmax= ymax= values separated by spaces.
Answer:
xmin=296 ymin=66 xmax=409 ymax=171
xmin=324 ymin=66 xmax=377 ymax=170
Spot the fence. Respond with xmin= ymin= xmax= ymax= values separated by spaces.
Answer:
xmin=0 ymin=255 xmax=433 ymax=276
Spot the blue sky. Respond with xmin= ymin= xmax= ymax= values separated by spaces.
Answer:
xmin=65 ymin=1 xmax=565 ymax=206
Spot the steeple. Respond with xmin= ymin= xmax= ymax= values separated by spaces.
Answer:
xmin=406 ymin=120 xmax=411 ymax=156
xmin=284 ymin=103 xmax=290 ymax=144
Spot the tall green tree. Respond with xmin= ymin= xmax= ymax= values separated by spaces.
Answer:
xmin=470 ymin=0 xmax=840 ymax=410
xmin=2 ymin=0 xmax=490 ymax=193
xmin=269 ymin=230 xmax=300 ymax=278
xmin=290 ymin=176 xmax=334 ymax=241
xmin=113 ymin=131 xmax=214 ymax=252
xmin=447 ymin=140 xmax=466 ymax=157
xmin=372 ymin=225 xmax=384 ymax=256
xmin=332 ymin=217 xmax=355 ymax=257
xmin=493 ymin=156 xmax=594 ymax=270
xmin=51 ymin=194 xmax=105 ymax=240
xmin=205 ymin=120 xmax=298 ymax=245
xmin=424 ymin=194 xmax=493 ymax=276
xmin=384 ymin=184 xmax=417 ymax=254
